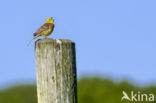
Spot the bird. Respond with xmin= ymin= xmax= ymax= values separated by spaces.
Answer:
xmin=27 ymin=17 xmax=54 ymax=45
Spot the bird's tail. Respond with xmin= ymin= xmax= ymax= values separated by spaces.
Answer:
xmin=27 ymin=35 xmax=39 ymax=46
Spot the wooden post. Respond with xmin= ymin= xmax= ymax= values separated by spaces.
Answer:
xmin=35 ymin=38 xmax=77 ymax=103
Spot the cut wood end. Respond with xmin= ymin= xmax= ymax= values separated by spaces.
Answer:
xmin=35 ymin=38 xmax=75 ymax=45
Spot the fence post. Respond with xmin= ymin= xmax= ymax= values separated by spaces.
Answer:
xmin=35 ymin=38 xmax=77 ymax=103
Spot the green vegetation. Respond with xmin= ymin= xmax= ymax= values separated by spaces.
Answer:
xmin=0 ymin=77 xmax=155 ymax=103
xmin=78 ymin=77 xmax=156 ymax=103
xmin=0 ymin=85 xmax=37 ymax=103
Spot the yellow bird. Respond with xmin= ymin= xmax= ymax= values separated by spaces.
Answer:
xmin=28 ymin=17 xmax=54 ymax=45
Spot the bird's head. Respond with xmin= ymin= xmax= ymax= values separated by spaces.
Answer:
xmin=46 ymin=17 xmax=54 ymax=24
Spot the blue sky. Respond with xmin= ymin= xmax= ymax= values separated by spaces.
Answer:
xmin=0 ymin=0 xmax=156 ymax=86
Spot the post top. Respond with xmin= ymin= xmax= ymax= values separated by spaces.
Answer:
xmin=35 ymin=38 xmax=75 ymax=45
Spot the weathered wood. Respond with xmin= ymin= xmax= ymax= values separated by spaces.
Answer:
xmin=35 ymin=38 xmax=77 ymax=103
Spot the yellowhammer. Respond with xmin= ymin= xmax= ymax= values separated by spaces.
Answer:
xmin=28 ymin=17 xmax=54 ymax=45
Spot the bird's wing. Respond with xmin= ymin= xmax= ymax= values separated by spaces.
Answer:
xmin=34 ymin=23 xmax=50 ymax=36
